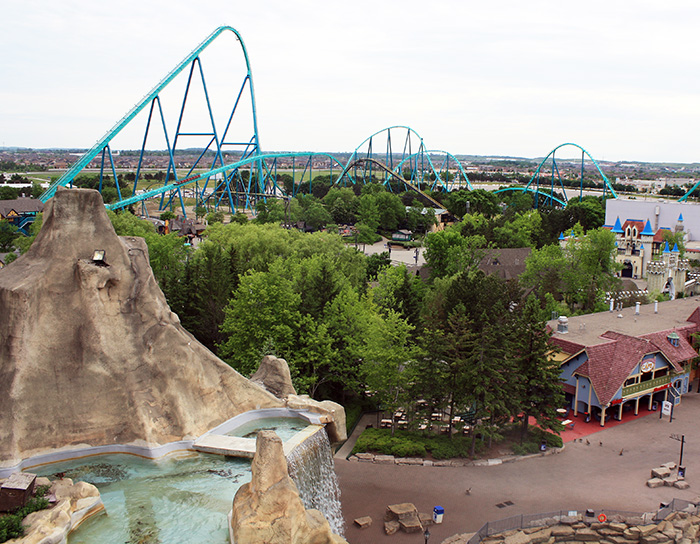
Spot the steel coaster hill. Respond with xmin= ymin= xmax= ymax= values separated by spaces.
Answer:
xmin=40 ymin=26 xmax=618 ymax=216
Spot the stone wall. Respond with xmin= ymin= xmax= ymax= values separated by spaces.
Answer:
xmin=471 ymin=510 xmax=699 ymax=544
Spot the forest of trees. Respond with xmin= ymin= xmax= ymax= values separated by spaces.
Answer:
xmin=6 ymin=182 xmax=626 ymax=453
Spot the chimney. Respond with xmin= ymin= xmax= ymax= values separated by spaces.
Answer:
xmin=557 ymin=316 xmax=569 ymax=334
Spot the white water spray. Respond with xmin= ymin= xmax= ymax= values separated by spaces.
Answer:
xmin=287 ymin=428 xmax=345 ymax=537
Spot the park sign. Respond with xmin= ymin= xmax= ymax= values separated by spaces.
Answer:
xmin=662 ymin=401 xmax=673 ymax=416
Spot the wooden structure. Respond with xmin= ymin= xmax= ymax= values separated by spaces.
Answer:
xmin=0 ymin=472 xmax=36 ymax=512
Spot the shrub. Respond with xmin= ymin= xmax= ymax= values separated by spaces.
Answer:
xmin=0 ymin=493 xmax=50 ymax=543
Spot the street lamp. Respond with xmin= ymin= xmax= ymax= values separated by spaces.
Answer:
xmin=424 ymin=527 xmax=431 ymax=544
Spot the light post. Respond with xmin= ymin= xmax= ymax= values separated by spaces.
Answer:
xmin=424 ymin=527 xmax=431 ymax=544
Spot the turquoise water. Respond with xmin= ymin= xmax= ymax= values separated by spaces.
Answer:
xmin=225 ymin=417 xmax=309 ymax=441
xmin=34 ymin=452 xmax=251 ymax=544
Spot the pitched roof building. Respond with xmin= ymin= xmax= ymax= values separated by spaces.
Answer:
xmin=548 ymin=297 xmax=700 ymax=426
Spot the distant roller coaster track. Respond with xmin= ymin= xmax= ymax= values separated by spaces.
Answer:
xmin=40 ymin=27 xmax=616 ymax=215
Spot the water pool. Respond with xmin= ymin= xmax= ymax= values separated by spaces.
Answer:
xmin=225 ymin=417 xmax=310 ymax=442
xmin=35 ymin=452 xmax=251 ymax=544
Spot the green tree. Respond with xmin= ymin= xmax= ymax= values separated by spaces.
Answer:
xmin=370 ymin=264 xmax=425 ymax=328
xmin=12 ymin=213 xmax=43 ymax=254
xmin=0 ymin=220 xmax=18 ymax=251
xmin=563 ymin=227 xmax=620 ymax=311
xmin=231 ymin=212 xmax=248 ymax=224
xmin=0 ymin=186 xmax=19 ymax=200
xmin=323 ymin=187 xmax=357 ymax=224
xmin=512 ymin=295 xmax=565 ymax=440
xmin=206 ymin=210 xmax=225 ymax=224
xmin=173 ymin=242 xmax=240 ymax=352
xmin=254 ymin=199 xmax=285 ymax=224
xmin=521 ymin=244 xmax=568 ymax=301
xmin=662 ymin=230 xmax=685 ymax=258
xmin=219 ymin=264 xmax=302 ymax=376
xmin=362 ymin=310 xmax=414 ymax=435
xmin=565 ymin=198 xmax=605 ymax=231
xmin=423 ymin=226 xmax=487 ymax=279
xmin=374 ymin=191 xmax=405 ymax=232
xmin=356 ymin=194 xmax=380 ymax=234
xmin=445 ymin=189 xmax=500 ymax=218
xmin=302 ymin=202 xmax=332 ymax=231
xmin=491 ymin=210 xmax=542 ymax=248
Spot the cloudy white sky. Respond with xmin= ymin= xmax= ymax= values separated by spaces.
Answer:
xmin=2 ymin=0 xmax=699 ymax=163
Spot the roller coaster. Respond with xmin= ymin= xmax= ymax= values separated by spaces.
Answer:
xmin=39 ymin=26 xmax=616 ymax=216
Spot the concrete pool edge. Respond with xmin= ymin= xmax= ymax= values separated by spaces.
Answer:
xmin=193 ymin=408 xmax=326 ymax=458
xmin=0 ymin=408 xmax=326 ymax=478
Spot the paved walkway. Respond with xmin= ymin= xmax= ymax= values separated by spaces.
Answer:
xmin=335 ymin=393 xmax=700 ymax=544
xmin=350 ymin=237 xmax=426 ymax=268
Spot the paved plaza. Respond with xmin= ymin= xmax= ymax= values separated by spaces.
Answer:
xmin=335 ymin=392 xmax=700 ymax=544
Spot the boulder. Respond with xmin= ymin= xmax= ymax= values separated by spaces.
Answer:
xmin=386 ymin=503 xmax=419 ymax=520
xmin=19 ymin=479 xmax=102 ymax=544
xmin=384 ymin=520 xmax=400 ymax=535
xmin=0 ymin=189 xmax=285 ymax=465
xmin=399 ymin=513 xmax=423 ymax=533
xmin=251 ymin=355 xmax=297 ymax=399
xmin=286 ymin=395 xmax=347 ymax=443
xmin=652 ymin=467 xmax=672 ymax=479
xmin=354 ymin=516 xmax=372 ymax=528
xmin=230 ymin=430 xmax=348 ymax=544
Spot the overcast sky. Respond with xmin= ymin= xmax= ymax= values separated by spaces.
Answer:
xmin=2 ymin=0 xmax=699 ymax=163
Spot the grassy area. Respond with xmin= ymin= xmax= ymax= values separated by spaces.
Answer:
xmin=351 ymin=425 xmax=562 ymax=460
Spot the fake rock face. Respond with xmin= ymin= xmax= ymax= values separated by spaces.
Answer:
xmin=230 ymin=431 xmax=348 ymax=544
xmin=0 ymin=188 xmax=283 ymax=466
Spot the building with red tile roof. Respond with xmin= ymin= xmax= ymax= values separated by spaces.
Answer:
xmin=548 ymin=297 xmax=700 ymax=426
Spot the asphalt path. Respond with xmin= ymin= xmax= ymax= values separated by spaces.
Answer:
xmin=335 ymin=393 xmax=700 ymax=544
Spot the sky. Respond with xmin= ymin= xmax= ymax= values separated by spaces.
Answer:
xmin=2 ymin=0 xmax=700 ymax=163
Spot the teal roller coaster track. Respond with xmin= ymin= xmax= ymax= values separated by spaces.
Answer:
xmin=40 ymin=27 xmax=617 ymax=216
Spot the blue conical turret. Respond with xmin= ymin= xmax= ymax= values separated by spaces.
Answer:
xmin=612 ymin=217 xmax=623 ymax=234
xmin=641 ymin=220 xmax=653 ymax=236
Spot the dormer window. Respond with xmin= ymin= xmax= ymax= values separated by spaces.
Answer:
xmin=667 ymin=332 xmax=680 ymax=347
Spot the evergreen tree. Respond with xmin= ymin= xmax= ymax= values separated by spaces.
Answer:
xmin=512 ymin=294 xmax=565 ymax=440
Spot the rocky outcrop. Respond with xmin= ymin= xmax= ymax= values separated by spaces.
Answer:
xmin=230 ymin=430 xmax=349 ymax=544
xmin=286 ymin=395 xmax=347 ymax=443
xmin=249 ymin=355 xmax=347 ymax=443
xmin=8 ymin=477 xmax=102 ymax=544
xmin=251 ymin=355 xmax=297 ymax=399
xmin=0 ymin=188 xmax=285 ymax=466
xmin=464 ymin=511 xmax=700 ymax=544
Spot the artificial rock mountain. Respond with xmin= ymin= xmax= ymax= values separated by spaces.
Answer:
xmin=0 ymin=188 xmax=292 ymax=465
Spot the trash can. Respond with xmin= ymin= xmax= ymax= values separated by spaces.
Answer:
xmin=679 ymin=466 xmax=686 ymax=478
xmin=433 ymin=506 xmax=444 ymax=524
xmin=540 ymin=442 xmax=547 ymax=452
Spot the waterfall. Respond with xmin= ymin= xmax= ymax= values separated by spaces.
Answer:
xmin=287 ymin=428 xmax=345 ymax=537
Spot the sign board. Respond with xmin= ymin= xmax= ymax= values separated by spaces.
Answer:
xmin=662 ymin=401 xmax=673 ymax=416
